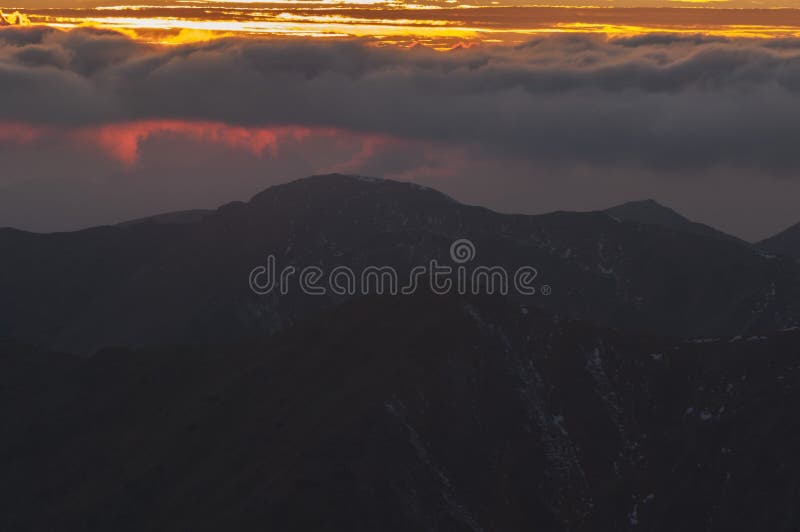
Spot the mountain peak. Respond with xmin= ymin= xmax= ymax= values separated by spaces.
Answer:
xmin=619 ymin=199 xmax=662 ymax=207
xmin=298 ymin=173 xmax=384 ymax=184
xmin=248 ymin=174 xmax=457 ymax=207
xmin=605 ymin=199 xmax=687 ymax=226
xmin=604 ymin=198 xmax=742 ymax=244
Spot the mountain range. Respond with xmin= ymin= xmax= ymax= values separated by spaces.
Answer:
xmin=2 ymin=174 xmax=799 ymax=531
xmin=2 ymin=174 xmax=799 ymax=353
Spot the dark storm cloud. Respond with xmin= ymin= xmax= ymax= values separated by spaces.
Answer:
xmin=3 ymin=28 xmax=800 ymax=170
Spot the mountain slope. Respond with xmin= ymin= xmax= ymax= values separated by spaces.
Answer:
xmin=759 ymin=222 xmax=800 ymax=260
xmin=116 ymin=209 xmax=214 ymax=228
xmin=1 ymin=174 xmax=799 ymax=352
xmin=604 ymin=199 xmax=742 ymax=244
xmin=2 ymin=294 xmax=799 ymax=531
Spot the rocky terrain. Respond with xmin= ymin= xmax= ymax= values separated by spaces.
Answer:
xmin=3 ymin=294 xmax=799 ymax=531
xmin=2 ymin=174 xmax=800 ymax=531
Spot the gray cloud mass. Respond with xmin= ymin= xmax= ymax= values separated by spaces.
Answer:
xmin=1 ymin=27 xmax=800 ymax=171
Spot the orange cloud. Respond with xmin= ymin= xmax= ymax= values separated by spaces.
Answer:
xmin=76 ymin=121 xmax=297 ymax=165
xmin=0 ymin=120 xmax=428 ymax=170
xmin=0 ymin=121 xmax=329 ymax=166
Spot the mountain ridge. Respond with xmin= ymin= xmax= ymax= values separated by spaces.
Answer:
xmin=604 ymin=198 xmax=744 ymax=244
xmin=758 ymin=221 xmax=800 ymax=260
xmin=3 ymin=174 xmax=800 ymax=531
xmin=2 ymin=174 xmax=798 ymax=352
xmin=0 ymin=175 xmax=754 ymax=247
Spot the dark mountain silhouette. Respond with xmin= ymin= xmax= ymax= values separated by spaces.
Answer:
xmin=116 ymin=209 xmax=214 ymax=228
xmin=604 ymin=199 xmax=742 ymax=244
xmin=758 ymin=222 xmax=800 ymax=260
xmin=3 ymin=175 xmax=799 ymax=531
xmin=2 ymin=174 xmax=799 ymax=353
xmin=2 ymin=294 xmax=798 ymax=531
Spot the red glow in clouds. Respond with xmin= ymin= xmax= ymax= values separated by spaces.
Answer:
xmin=78 ymin=121 xmax=317 ymax=165
xmin=0 ymin=120 xmax=465 ymax=181
xmin=0 ymin=121 xmax=324 ymax=165
xmin=0 ymin=123 xmax=45 ymax=145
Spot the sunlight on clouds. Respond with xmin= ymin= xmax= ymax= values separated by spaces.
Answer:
xmin=4 ymin=1 xmax=800 ymax=47
xmin=0 ymin=11 xmax=31 ymax=25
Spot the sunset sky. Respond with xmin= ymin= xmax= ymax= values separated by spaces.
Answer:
xmin=7 ymin=1 xmax=800 ymax=47
xmin=2 ymin=1 xmax=800 ymax=240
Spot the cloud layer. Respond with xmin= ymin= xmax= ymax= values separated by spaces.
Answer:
xmin=3 ymin=28 xmax=800 ymax=172
xmin=4 ymin=27 xmax=800 ymax=239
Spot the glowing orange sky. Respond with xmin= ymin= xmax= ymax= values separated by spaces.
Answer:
xmin=9 ymin=1 xmax=800 ymax=7
xmin=5 ymin=2 xmax=800 ymax=47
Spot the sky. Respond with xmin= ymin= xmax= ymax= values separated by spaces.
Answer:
xmin=2 ymin=3 xmax=800 ymax=240
xmin=7 ymin=1 xmax=800 ymax=47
